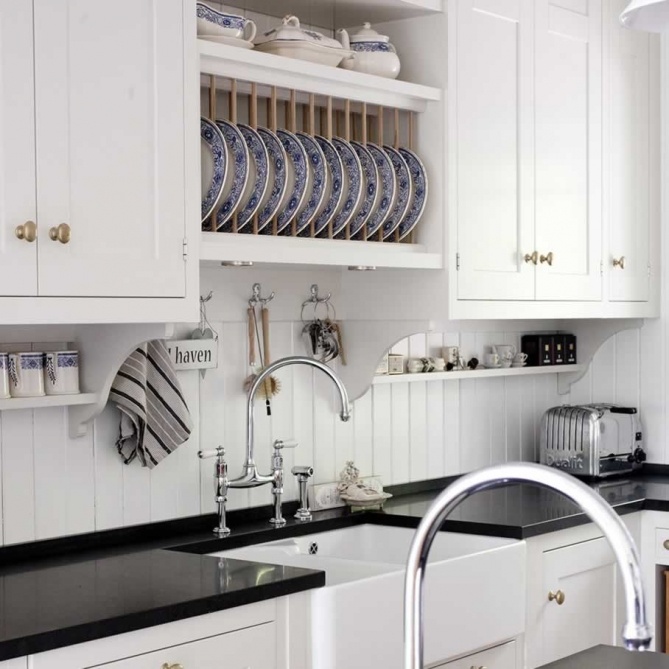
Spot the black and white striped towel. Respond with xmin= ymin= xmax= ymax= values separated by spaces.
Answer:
xmin=110 ymin=340 xmax=192 ymax=469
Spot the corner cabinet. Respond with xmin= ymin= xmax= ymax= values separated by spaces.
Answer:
xmin=450 ymin=0 xmax=660 ymax=319
xmin=0 ymin=0 xmax=199 ymax=324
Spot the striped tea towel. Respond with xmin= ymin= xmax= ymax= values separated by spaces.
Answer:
xmin=110 ymin=340 xmax=192 ymax=469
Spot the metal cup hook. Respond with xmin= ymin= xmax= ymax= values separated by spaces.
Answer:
xmin=249 ymin=282 xmax=275 ymax=308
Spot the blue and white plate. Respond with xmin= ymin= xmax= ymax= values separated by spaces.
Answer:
xmin=304 ymin=136 xmax=344 ymax=237
xmin=398 ymin=147 xmax=428 ymax=240
xmin=348 ymin=142 xmax=380 ymax=239
xmin=255 ymin=127 xmax=288 ymax=234
xmin=200 ymin=117 xmax=227 ymax=226
xmin=290 ymin=132 xmax=328 ymax=235
xmin=215 ymin=120 xmax=249 ymax=231
xmin=362 ymin=142 xmax=396 ymax=238
xmin=275 ymin=130 xmax=309 ymax=233
xmin=236 ymin=124 xmax=270 ymax=231
xmin=331 ymin=138 xmax=363 ymax=237
xmin=382 ymin=145 xmax=413 ymax=240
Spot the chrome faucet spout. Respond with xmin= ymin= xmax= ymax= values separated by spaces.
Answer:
xmin=404 ymin=462 xmax=652 ymax=669
xmin=237 ymin=356 xmax=351 ymax=481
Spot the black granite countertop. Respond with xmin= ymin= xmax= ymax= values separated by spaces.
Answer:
xmin=539 ymin=645 xmax=669 ymax=668
xmin=0 ymin=471 xmax=667 ymax=661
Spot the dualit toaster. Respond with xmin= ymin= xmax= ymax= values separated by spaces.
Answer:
xmin=539 ymin=404 xmax=646 ymax=478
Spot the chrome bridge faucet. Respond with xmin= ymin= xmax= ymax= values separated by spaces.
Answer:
xmin=199 ymin=356 xmax=351 ymax=537
xmin=403 ymin=462 xmax=653 ymax=669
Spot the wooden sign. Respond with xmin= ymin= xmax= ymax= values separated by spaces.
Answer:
xmin=166 ymin=339 xmax=218 ymax=371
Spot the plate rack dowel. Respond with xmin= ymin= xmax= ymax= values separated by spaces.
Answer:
xmin=327 ymin=96 xmax=334 ymax=240
xmin=230 ymin=79 xmax=239 ymax=234
xmin=407 ymin=111 xmax=415 ymax=244
xmin=344 ymin=98 xmax=352 ymax=241
xmin=361 ymin=101 xmax=368 ymax=241
xmin=377 ymin=105 xmax=385 ymax=242
xmin=208 ymin=75 xmax=218 ymax=232
xmin=394 ymin=107 xmax=401 ymax=244
xmin=270 ymin=86 xmax=278 ymax=237
xmin=290 ymin=89 xmax=297 ymax=237
xmin=309 ymin=93 xmax=316 ymax=238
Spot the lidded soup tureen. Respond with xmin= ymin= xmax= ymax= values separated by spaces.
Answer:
xmin=255 ymin=15 xmax=352 ymax=67
xmin=337 ymin=23 xmax=401 ymax=79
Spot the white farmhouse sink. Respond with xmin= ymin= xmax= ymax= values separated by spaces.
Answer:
xmin=210 ymin=524 xmax=526 ymax=669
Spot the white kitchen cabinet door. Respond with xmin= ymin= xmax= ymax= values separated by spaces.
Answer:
xmin=534 ymin=0 xmax=602 ymax=301
xmin=606 ymin=0 xmax=652 ymax=302
xmin=539 ymin=537 xmax=616 ymax=666
xmin=97 ymin=622 xmax=277 ymax=669
xmin=454 ymin=0 xmax=535 ymax=301
xmin=433 ymin=640 xmax=517 ymax=669
xmin=0 ymin=0 xmax=38 ymax=296
xmin=33 ymin=0 xmax=187 ymax=298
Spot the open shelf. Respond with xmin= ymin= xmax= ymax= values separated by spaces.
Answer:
xmin=212 ymin=0 xmax=443 ymax=29
xmin=373 ymin=365 xmax=586 ymax=384
xmin=200 ymin=232 xmax=443 ymax=269
xmin=198 ymin=40 xmax=442 ymax=113
xmin=0 ymin=393 xmax=99 ymax=412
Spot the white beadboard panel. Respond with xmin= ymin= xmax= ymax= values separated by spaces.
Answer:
xmin=408 ymin=382 xmax=428 ymax=481
xmin=372 ymin=383 xmax=393 ymax=484
xmin=390 ymin=383 xmax=410 ymax=483
xmin=93 ymin=405 xmax=125 ymax=530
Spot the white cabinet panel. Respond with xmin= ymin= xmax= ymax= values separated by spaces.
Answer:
xmin=607 ymin=0 xmax=651 ymax=302
xmin=434 ymin=640 xmax=517 ymax=669
xmin=94 ymin=623 xmax=277 ymax=669
xmin=33 ymin=0 xmax=186 ymax=298
xmin=540 ymin=537 xmax=616 ymax=665
xmin=0 ymin=0 xmax=37 ymax=295
xmin=455 ymin=0 xmax=535 ymax=300
xmin=534 ymin=0 xmax=602 ymax=301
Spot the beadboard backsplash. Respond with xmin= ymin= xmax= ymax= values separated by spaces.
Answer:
xmin=0 ymin=312 xmax=647 ymax=547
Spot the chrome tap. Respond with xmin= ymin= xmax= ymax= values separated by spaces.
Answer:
xmin=202 ymin=356 xmax=351 ymax=536
xmin=403 ymin=462 xmax=652 ymax=669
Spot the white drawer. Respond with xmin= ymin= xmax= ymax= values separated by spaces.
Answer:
xmin=655 ymin=528 xmax=669 ymax=564
xmin=433 ymin=640 xmax=517 ymax=669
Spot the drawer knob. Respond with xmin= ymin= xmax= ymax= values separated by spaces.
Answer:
xmin=540 ymin=251 xmax=554 ymax=266
xmin=612 ymin=256 xmax=626 ymax=270
xmin=49 ymin=223 xmax=71 ymax=244
xmin=663 ymin=539 xmax=669 ymax=551
xmin=161 ymin=664 xmax=183 ymax=669
xmin=15 ymin=220 xmax=36 ymax=243
xmin=524 ymin=251 xmax=538 ymax=265
xmin=548 ymin=589 xmax=565 ymax=605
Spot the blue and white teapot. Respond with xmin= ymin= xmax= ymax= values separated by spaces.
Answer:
xmin=337 ymin=23 xmax=401 ymax=79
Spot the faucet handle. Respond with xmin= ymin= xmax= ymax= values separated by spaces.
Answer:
xmin=292 ymin=465 xmax=314 ymax=479
xmin=273 ymin=439 xmax=298 ymax=450
xmin=199 ymin=447 xmax=225 ymax=460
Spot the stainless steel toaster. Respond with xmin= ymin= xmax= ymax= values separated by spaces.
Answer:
xmin=539 ymin=404 xmax=645 ymax=478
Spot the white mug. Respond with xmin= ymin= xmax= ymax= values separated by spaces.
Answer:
xmin=493 ymin=344 xmax=516 ymax=361
xmin=514 ymin=352 xmax=529 ymax=364
xmin=484 ymin=353 xmax=500 ymax=367
xmin=8 ymin=352 xmax=45 ymax=398
xmin=0 ymin=353 xmax=9 ymax=399
xmin=45 ymin=351 xmax=80 ymax=396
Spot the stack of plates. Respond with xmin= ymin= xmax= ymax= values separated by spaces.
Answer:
xmin=200 ymin=116 xmax=428 ymax=241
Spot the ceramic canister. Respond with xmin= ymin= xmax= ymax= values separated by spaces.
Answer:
xmin=0 ymin=353 xmax=9 ymax=399
xmin=45 ymin=350 xmax=80 ymax=396
xmin=8 ymin=352 xmax=45 ymax=398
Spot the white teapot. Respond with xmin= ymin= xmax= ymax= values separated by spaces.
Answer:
xmin=337 ymin=23 xmax=401 ymax=79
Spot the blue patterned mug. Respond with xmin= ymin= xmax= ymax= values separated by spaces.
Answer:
xmin=8 ymin=352 xmax=45 ymax=398
xmin=45 ymin=351 xmax=80 ymax=396
xmin=0 ymin=353 xmax=8 ymax=399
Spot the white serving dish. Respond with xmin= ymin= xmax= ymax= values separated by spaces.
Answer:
xmin=196 ymin=2 xmax=256 ymax=41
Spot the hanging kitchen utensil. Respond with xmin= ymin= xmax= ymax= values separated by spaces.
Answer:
xmin=300 ymin=284 xmax=342 ymax=364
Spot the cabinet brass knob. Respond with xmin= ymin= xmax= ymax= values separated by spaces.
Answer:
xmin=540 ymin=251 xmax=554 ymax=266
xmin=161 ymin=664 xmax=183 ymax=669
xmin=14 ymin=220 xmax=37 ymax=243
xmin=662 ymin=539 xmax=669 ymax=551
xmin=49 ymin=223 xmax=71 ymax=244
xmin=612 ymin=256 xmax=626 ymax=270
xmin=523 ymin=251 xmax=538 ymax=265
xmin=548 ymin=589 xmax=565 ymax=605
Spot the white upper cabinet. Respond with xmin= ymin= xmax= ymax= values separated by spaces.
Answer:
xmin=0 ymin=0 xmax=37 ymax=296
xmin=33 ymin=0 xmax=187 ymax=298
xmin=606 ymin=0 xmax=655 ymax=302
xmin=534 ymin=0 xmax=602 ymax=302
xmin=454 ymin=0 xmax=535 ymax=301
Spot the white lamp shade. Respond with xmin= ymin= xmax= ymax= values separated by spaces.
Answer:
xmin=621 ymin=0 xmax=669 ymax=32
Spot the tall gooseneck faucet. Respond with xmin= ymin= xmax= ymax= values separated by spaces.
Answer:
xmin=230 ymin=356 xmax=352 ymax=488
xmin=404 ymin=462 xmax=652 ymax=669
